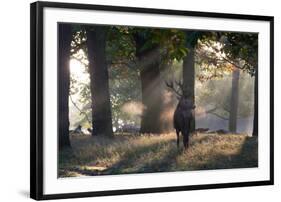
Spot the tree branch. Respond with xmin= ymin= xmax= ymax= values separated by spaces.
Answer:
xmin=69 ymin=94 xmax=91 ymax=125
xmin=205 ymin=106 xmax=229 ymax=120
xmin=208 ymin=111 xmax=229 ymax=120
xmin=205 ymin=107 xmax=217 ymax=113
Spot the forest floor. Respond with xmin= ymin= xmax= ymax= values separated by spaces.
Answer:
xmin=59 ymin=132 xmax=258 ymax=177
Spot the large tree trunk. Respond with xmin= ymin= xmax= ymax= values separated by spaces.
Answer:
xmin=58 ymin=24 xmax=72 ymax=150
xmin=182 ymin=31 xmax=196 ymax=132
xmin=160 ymin=64 xmax=175 ymax=132
xmin=252 ymin=67 xmax=258 ymax=136
xmin=229 ymin=68 xmax=240 ymax=132
xmin=86 ymin=26 xmax=113 ymax=137
xmin=134 ymin=33 xmax=164 ymax=134
xmin=139 ymin=60 xmax=163 ymax=133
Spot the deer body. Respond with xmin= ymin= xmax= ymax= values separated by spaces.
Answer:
xmin=173 ymin=98 xmax=194 ymax=149
xmin=166 ymin=80 xmax=195 ymax=149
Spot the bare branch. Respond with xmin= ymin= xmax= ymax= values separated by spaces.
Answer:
xmin=208 ymin=111 xmax=229 ymax=120
xmin=69 ymin=94 xmax=91 ymax=125
xmin=205 ymin=107 xmax=218 ymax=114
xmin=200 ymin=40 xmax=247 ymax=71
xmin=205 ymin=106 xmax=229 ymax=120
xmin=219 ymin=56 xmax=245 ymax=71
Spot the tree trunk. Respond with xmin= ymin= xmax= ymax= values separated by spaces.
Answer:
xmin=229 ymin=68 xmax=240 ymax=133
xmin=134 ymin=33 xmax=164 ymax=134
xmin=86 ymin=26 xmax=113 ymax=137
xmin=139 ymin=60 xmax=163 ymax=133
xmin=252 ymin=67 xmax=258 ymax=136
xmin=183 ymin=31 xmax=196 ymax=132
xmin=58 ymin=24 xmax=72 ymax=150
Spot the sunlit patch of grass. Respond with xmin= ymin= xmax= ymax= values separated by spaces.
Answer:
xmin=59 ymin=133 xmax=257 ymax=177
xmin=173 ymin=134 xmax=257 ymax=171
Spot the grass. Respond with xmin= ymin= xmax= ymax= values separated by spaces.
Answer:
xmin=59 ymin=132 xmax=258 ymax=177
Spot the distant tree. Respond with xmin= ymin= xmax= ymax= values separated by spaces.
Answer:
xmin=86 ymin=26 xmax=113 ymax=137
xmin=221 ymin=33 xmax=258 ymax=135
xmin=58 ymin=24 xmax=72 ymax=150
xmin=229 ymin=68 xmax=240 ymax=132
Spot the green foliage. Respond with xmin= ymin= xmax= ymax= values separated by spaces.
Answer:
xmin=70 ymin=28 xmax=87 ymax=59
xmin=196 ymin=32 xmax=258 ymax=80
xmin=150 ymin=28 xmax=188 ymax=62
xmin=196 ymin=32 xmax=258 ymax=84
xmin=196 ymin=39 xmax=233 ymax=82
xmin=106 ymin=26 xmax=136 ymax=66
xmin=109 ymin=64 xmax=142 ymax=128
xmin=129 ymin=27 xmax=188 ymax=63
xmin=185 ymin=31 xmax=203 ymax=47
xmin=217 ymin=32 xmax=258 ymax=76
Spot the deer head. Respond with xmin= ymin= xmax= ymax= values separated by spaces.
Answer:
xmin=165 ymin=79 xmax=183 ymax=99
xmin=165 ymin=79 xmax=196 ymax=110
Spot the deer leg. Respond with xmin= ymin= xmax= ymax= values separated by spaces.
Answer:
xmin=176 ymin=129 xmax=180 ymax=148
xmin=183 ymin=134 xmax=187 ymax=150
xmin=183 ymin=134 xmax=190 ymax=150
xmin=183 ymin=119 xmax=191 ymax=150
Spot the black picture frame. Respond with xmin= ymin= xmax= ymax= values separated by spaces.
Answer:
xmin=30 ymin=1 xmax=274 ymax=200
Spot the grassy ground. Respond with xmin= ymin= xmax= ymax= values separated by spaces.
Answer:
xmin=59 ymin=133 xmax=258 ymax=177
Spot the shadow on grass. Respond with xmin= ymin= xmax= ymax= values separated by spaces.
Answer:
xmin=60 ymin=137 xmax=184 ymax=176
xmin=104 ymin=139 xmax=181 ymax=175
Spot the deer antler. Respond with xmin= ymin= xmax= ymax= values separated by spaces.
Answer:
xmin=165 ymin=80 xmax=183 ymax=97
xmin=175 ymin=79 xmax=183 ymax=93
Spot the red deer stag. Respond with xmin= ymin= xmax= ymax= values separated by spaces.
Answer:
xmin=166 ymin=80 xmax=195 ymax=149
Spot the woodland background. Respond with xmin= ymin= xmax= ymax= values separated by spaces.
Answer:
xmin=58 ymin=24 xmax=258 ymax=176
